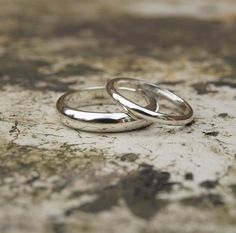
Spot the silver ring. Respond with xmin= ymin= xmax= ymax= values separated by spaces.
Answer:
xmin=56 ymin=86 xmax=159 ymax=132
xmin=106 ymin=77 xmax=194 ymax=126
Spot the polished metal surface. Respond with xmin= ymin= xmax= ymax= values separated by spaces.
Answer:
xmin=56 ymin=86 xmax=159 ymax=132
xmin=106 ymin=77 xmax=194 ymax=125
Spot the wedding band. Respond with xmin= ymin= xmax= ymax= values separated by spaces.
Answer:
xmin=106 ymin=77 xmax=194 ymax=125
xmin=56 ymin=86 xmax=159 ymax=132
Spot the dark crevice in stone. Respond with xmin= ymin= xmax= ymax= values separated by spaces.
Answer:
xmin=191 ymin=83 xmax=218 ymax=95
xmin=181 ymin=194 xmax=224 ymax=207
xmin=120 ymin=153 xmax=139 ymax=162
xmin=208 ymin=80 xmax=236 ymax=89
xmin=200 ymin=180 xmax=218 ymax=189
xmin=51 ymin=222 xmax=66 ymax=233
xmin=185 ymin=119 xmax=196 ymax=127
xmin=185 ymin=172 xmax=194 ymax=181
xmin=65 ymin=164 xmax=176 ymax=220
xmin=0 ymin=55 xmax=99 ymax=92
xmin=203 ymin=131 xmax=219 ymax=137
xmin=192 ymin=78 xmax=236 ymax=95
xmin=218 ymin=113 xmax=229 ymax=118
xmin=229 ymin=184 xmax=236 ymax=197
xmin=54 ymin=64 xmax=104 ymax=77
xmin=159 ymin=80 xmax=185 ymax=86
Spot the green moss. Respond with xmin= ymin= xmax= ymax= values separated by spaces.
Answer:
xmin=0 ymin=141 xmax=105 ymax=203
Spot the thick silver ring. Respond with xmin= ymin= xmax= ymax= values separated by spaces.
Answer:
xmin=56 ymin=86 xmax=159 ymax=132
xmin=106 ymin=77 xmax=194 ymax=126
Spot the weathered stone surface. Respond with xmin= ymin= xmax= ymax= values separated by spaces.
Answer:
xmin=0 ymin=0 xmax=236 ymax=233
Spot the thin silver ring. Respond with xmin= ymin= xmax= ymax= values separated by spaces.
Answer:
xmin=56 ymin=86 xmax=159 ymax=132
xmin=106 ymin=77 xmax=194 ymax=125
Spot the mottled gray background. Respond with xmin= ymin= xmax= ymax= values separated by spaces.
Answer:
xmin=0 ymin=0 xmax=236 ymax=233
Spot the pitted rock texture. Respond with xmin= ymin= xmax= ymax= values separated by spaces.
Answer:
xmin=0 ymin=0 xmax=236 ymax=233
